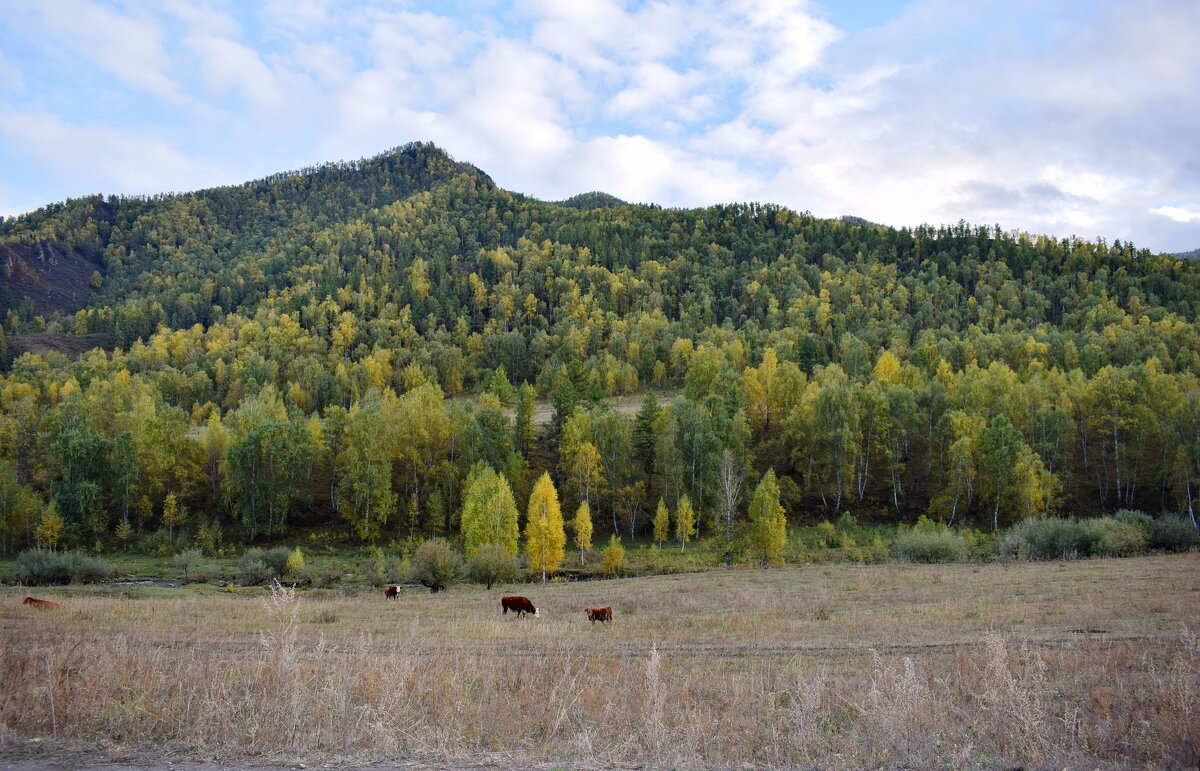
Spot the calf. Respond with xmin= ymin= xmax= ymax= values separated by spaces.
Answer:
xmin=23 ymin=596 xmax=61 ymax=610
xmin=385 ymin=585 xmax=399 ymax=600
xmin=585 ymin=606 xmax=613 ymax=623
xmin=501 ymin=595 xmax=538 ymax=617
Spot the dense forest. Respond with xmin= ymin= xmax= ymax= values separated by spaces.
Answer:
xmin=1 ymin=142 xmax=1199 ymax=556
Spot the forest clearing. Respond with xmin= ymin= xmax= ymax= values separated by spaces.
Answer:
xmin=1 ymin=554 xmax=1197 ymax=770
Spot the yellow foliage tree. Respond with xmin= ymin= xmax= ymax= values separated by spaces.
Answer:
xmin=744 ymin=347 xmax=779 ymax=437
xmin=873 ymin=350 xmax=903 ymax=384
xmin=525 ymin=472 xmax=565 ymax=581
xmin=573 ymin=500 xmax=593 ymax=566
xmin=675 ymin=494 xmax=696 ymax=552
xmin=36 ymin=503 xmax=63 ymax=550
xmin=747 ymin=470 xmax=787 ymax=566
xmin=571 ymin=442 xmax=604 ymax=506
xmin=162 ymin=492 xmax=186 ymax=536
xmin=652 ymin=498 xmax=670 ymax=547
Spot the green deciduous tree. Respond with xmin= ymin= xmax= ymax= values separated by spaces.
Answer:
xmin=460 ymin=466 xmax=519 ymax=557
xmin=225 ymin=420 xmax=314 ymax=540
xmin=336 ymin=401 xmax=396 ymax=542
xmin=978 ymin=415 xmax=1022 ymax=531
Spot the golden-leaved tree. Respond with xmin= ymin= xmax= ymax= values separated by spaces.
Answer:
xmin=525 ymin=472 xmax=565 ymax=581
xmin=747 ymin=469 xmax=787 ymax=566
xmin=573 ymin=500 xmax=592 ymax=565
xmin=675 ymin=494 xmax=695 ymax=552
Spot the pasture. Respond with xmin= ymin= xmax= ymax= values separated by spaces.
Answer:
xmin=1 ymin=555 xmax=1197 ymax=769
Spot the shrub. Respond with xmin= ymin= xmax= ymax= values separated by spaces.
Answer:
xmin=141 ymin=527 xmax=182 ymax=557
xmin=998 ymin=517 xmax=1092 ymax=560
xmin=366 ymin=546 xmax=405 ymax=587
xmin=1113 ymin=509 xmax=1154 ymax=537
xmin=601 ymin=534 xmax=626 ymax=576
xmin=913 ymin=514 xmax=941 ymax=532
xmin=172 ymin=548 xmax=214 ymax=583
xmin=16 ymin=549 xmax=72 ymax=584
xmin=961 ymin=528 xmax=996 ymax=559
xmin=1149 ymin=515 xmax=1200 ymax=552
xmin=284 ymin=547 xmax=305 ymax=577
xmin=1083 ymin=518 xmax=1146 ymax=557
xmin=237 ymin=559 xmax=272 ymax=586
xmin=407 ymin=538 xmax=462 ymax=592
xmin=15 ymin=548 xmax=110 ymax=585
xmin=815 ymin=521 xmax=836 ymax=547
xmin=238 ymin=546 xmax=291 ymax=581
xmin=835 ymin=511 xmax=858 ymax=533
xmin=64 ymin=551 xmax=110 ymax=583
xmin=467 ymin=544 xmax=518 ymax=589
xmin=891 ymin=529 xmax=969 ymax=563
xmin=1000 ymin=516 xmax=1154 ymax=560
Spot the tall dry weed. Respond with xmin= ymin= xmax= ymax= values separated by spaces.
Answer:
xmin=644 ymin=643 xmax=665 ymax=756
xmin=974 ymin=633 xmax=1051 ymax=760
xmin=864 ymin=653 xmax=935 ymax=766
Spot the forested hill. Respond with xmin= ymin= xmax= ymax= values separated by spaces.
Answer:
xmin=1 ymin=141 xmax=1199 ymax=553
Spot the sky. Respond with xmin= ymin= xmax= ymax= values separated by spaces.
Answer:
xmin=1 ymin=0 xmax=1198 ymax=253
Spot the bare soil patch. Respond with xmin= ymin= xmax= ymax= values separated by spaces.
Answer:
xmin=0 ymin=241 xmax=99 ymax=317
xmin=5 ymin=333 xmax=111 ymax=363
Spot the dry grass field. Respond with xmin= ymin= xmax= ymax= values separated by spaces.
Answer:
xmin=1 ymin=554 xmax=1197 ymax=769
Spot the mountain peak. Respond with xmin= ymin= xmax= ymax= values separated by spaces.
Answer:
xmin=557 ymin=191 xmax=629 ymax=210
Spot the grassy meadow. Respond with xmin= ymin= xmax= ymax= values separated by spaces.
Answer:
xmin=1 ymin=554 xmax=1197 ymax=769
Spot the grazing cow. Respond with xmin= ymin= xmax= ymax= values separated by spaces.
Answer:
xmin=385 ymin=585 xmax=399 ymax=600
xmin=23 ymin=596 xmax=61 ymax=610
xmin=501 ymin=595 xmax=539 ymax=617
xmin=585 ymin=606 xmax=613 ymax=623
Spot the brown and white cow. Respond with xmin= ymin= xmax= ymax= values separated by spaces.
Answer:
xmin=385 ymin=585 xmax=399 ymax=600
xmin=23 ymin=596 xmax=61 ymax=610
xmin=585 ymin=606 xmax=612 ymax=623
xmin=501 ymin=595 xmax=538 ymax=617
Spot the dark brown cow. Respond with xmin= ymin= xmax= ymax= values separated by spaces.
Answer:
xmin=23 ymin=596 xmax=61 ymax=610
xmin=501 ymin=595 xmax=538 ymax=617
xmin=385 ymin=585 xmax=399 ymax=600
xmin=585 ymin=606 xmax=613 ymax=623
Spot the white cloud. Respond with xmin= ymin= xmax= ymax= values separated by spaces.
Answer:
xmin=261 ymin=0 xmax=337 ymax=35
xmin=160 ymin=0 xmax=241 ymax=38
xmin=0 ymin=112 xmax=228 ymax=204
xmin=2 ymin=0 xmax=1199 ymax=252
xmin=1152 ymin=206 xmax=1200 ymax=224
xmin=36 ymin=0 xmax=179 ymax=100
xmin=523 ymin=0 xmax=691 ymax=73
xmin=186 ymin=35 xmax=289 ymax=113
xmin=608 ymin=62 xmax=706 ymax=120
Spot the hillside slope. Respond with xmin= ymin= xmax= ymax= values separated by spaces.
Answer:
xmin=2 ymin=141 xmax=1200 ymax=549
